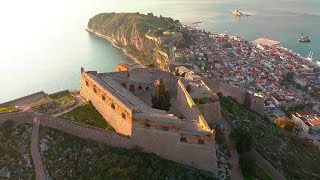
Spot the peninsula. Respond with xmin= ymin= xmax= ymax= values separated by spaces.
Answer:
xmin=87 ymin=12 xmax=191 ymax=70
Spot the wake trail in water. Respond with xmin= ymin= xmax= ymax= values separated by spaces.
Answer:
xmin=289 ymin=11 xmax=320 ymax=17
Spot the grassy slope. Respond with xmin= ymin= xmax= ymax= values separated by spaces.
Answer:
xmin=40 ymin=126 xmax=217 ymax=179
xmin=0 ymin=106 xmax=17 ymax=113
xmin=32 ymin=91 xmax=76 ymax=114
xmin=220 ymin=97 xmax=320 ymax=179
xmin=59 ymin=102 xmax=114 ymax=131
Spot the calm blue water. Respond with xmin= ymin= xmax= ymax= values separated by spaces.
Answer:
xmin=0 ymin=0 xmax=319 ymax=102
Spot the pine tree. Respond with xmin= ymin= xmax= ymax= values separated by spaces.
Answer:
xmin=151 ymin=79 xmax=171 ymax=111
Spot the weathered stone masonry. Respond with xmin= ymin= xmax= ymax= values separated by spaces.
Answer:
xmin=80 ymin=66 xmax=218 ymax=172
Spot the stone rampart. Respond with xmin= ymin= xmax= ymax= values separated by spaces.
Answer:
xmin=131 ymin=127 xmax=217 ymax=173
xmin=41 ymin=117 xmax=133 ymax=149
xmin=249 ymin=95 xmax=265 ymax=115
xmin=203 ymin=79 xmax=246 ymax=104
xmin=128 ymin=68 xmax=178 ymax=95
xmin=0 ymin=112 xmax=33 ymax=126
xmin=203 ymin=78 xmax=264 ymax=115
xmin=176 ymin=80 xmax=212 ymax=132
xmin=48 ymin=90 xmax=69 ymax=98
xmin=80 ymin=72 xmax=133 ymax=136
xmin=245 ymin=149 xmax=286 ymax=180
xmin=0 ymin=91 xmax=46 ymax=107
xmin=197 ymin=101 xmax=222 ymax=126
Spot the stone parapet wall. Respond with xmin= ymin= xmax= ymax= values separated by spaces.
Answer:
xmin=0 ymin=112 xmax=33 ymax=125
xmin=180 ymin=132 xmax=214 ymax=145
xmin=41 ymin=117 xmax=133 ymax=149
xmin=131 ymin=127 xmax=217 ymax=173
xmin=128 ymin=68 xmax=178 ymax=95
xmin=197 ymin=102 xmax=222 ymax=126
xmin=245 ymin=150 xmax=286 ymax=180
xmin=133 ymin=118 xmax=180 ymax=133
xmin=176 ymin=80 xmax=212 ymax=133
xmin=48 ymin=90 xmax=70 ymax=98
xmin=249 ymin=95 xmax=265 ymax=115
xmin=0 ymin=91 xmax=46 ymax=107
xmin=203 ymin=78 xmax=246 ymax=104
xmin=203 ymin=78 xmax=265 ymax=115
xmin=80 ymin=72 xmax=133 ymax=136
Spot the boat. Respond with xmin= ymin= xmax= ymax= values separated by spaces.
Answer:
xmin=232 ymin=9 xmax=243 ymax=16
xmin=299 ymin=31 xmax=311 ymax=42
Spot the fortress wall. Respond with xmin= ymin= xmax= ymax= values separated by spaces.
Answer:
xmin=48 ymin=90 xmax=69 ymax=98
xmin=179 ymin=132 xmax=215 ymax=145
xmin=80 ymin=72 xmax=133 ymax=136
xmin=203 ymin=78 xmax=246 ymax=104
xmin=100 ymin=71 xmax=129 ymax=79
xmin=0 ymin=112 xmax=33 ymax=126
xmin=128 ymin=68 xmax=178 ymax=95
xmin=110 ymin=78 xmax=154 ymax=93
xmin=203 ymin=78 xmax=265 ymax=114
xmin=209 ymin=80 xmax=246 ymax=104
xmin=176 ymin=80 xmax=212 ymax=132
xmin=131 ymin=126 xmax=217 ymax=173
xmin=174 ymin=142 xmax=217 ymax=173
xmin=133 ymin=118 xmax=180 ymax=133
xmin=0 ymin=91 xmax=46 ymax=107
xmin=41 ymin=117 xmax=133 ymax=149
xmin=131 ymin=127 xmax=178 ymax=157
xmin=197 ymin=102 xmax=222 ymax=126
xmin=250 ymin=95 xmax=265 ymax=115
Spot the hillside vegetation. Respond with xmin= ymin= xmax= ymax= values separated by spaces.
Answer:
xmin=88 ymin=12 xmax=175 ymax=37
xmin=40 ymin=127 xmax=217 ymax=179
xmin=87 ymin=13 xmax=187 ymax=67
xmin=59 ymin=102 xmax=114 ymax=131
xmin=220 ymin=97 xmax=320 ymax=179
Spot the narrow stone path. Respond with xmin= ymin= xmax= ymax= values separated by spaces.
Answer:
xmin=217 ymin=115 xmax=243 ymax=180
xmin=31 ymin=117 xmax=46 ymax=180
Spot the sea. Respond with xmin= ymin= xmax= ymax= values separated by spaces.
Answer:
xmin=0 ymin=0 xmax=319 ymax=102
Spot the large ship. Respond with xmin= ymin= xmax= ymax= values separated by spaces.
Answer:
xmin=232 ymin=9 xmax=243 ymax=16
xmin=299 ymin=31 xmax=311 ymax=42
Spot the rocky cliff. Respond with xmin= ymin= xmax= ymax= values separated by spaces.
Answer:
xmin=87 ymin=13 xmax=178 ymax=67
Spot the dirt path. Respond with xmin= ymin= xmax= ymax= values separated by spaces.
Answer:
xmin=31 ymin=117 xmax=46 ymax=180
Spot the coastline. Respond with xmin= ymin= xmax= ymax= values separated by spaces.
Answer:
xmin=86 ymin=28 xmax=142 ymax=65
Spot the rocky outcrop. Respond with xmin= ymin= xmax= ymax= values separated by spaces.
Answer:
xmin=87 ymin=13 xmax=176 ymax=67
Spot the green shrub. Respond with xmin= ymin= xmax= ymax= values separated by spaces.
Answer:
xmin=0 ymin=106 xmax=17 ymax=113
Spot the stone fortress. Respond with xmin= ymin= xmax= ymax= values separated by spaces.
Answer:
xmin=80 ymin=63 xmax=223 ymax=172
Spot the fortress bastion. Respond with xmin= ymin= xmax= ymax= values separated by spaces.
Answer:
xmin=80 ymin=64 xmax=220 ymax=172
